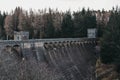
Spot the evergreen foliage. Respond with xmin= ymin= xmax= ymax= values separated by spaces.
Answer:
xmin=0 ymin=11 xmax=7 ymax=39
xmin=61 ymin=11 xmax=74 ymax=38
xmin=45 ymin=9 xmax=55 ymax=38
xmin=100 ymin=9 xmax=120 ymax=72
xmin=73 ymin=8 xmax=97 ymax=37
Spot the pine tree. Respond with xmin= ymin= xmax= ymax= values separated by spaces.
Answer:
xmin=44 ymin=9 xmax=55 ymax=38
xmin=61 ymin=11 xmax=74 ymax=38
xmin=0 ymin=12 xmax=7 ymax=39
xmin=85 ymin=9 xmax=96 ymax=29
xmin=73 ymin=8 xmax=96 ymax=37
xmin=73 ymin=11 xmax=82 ymax=37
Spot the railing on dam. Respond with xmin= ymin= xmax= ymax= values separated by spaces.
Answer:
xmin=0 ymin=38 xmax=97 ymax=49
xmin=0 ymin=38 xmax=96 ymax=42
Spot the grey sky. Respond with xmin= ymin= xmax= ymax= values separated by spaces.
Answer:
xmin=0 ymin=0 xmax=120 ymax=12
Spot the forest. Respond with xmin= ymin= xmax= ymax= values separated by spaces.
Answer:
xmin=0 ymin=7 xmax=103 ymax=39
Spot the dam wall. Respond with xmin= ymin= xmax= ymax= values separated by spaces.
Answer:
xmin=0 ymin=38 xmax=97 ymax=80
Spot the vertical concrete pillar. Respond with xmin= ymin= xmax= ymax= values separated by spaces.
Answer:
xmin=35 ymin=42 xmax=46 ymax=62
xmin=20 ymin=41 xmax=25 ymax=59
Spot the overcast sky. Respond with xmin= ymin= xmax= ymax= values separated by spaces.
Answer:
xmin=0 ymin=0 xmax=120 ymax=12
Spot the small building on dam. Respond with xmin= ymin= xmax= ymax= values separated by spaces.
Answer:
xmin=14 ymin=31 xmax=29 ymax=40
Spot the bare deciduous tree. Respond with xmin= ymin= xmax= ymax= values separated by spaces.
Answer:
xmin=4 ymin=15 xmax=14 ymax=39
xmin=0 ymin=47 xmax=63 ymax=80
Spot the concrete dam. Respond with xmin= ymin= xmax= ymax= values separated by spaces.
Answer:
xmin=0 ymin=38 xmax=97 ymax=80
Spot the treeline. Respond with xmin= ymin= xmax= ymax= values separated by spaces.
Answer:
xmin=0 ymin=7 xmax=99 ymax=39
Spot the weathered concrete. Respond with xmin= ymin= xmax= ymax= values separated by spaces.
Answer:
xmin=0 ymin=38 xmax=97 ymax=80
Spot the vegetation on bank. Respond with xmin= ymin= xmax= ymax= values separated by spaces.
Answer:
xmin=100 ymin=7 xmax=120 ymax=73
xmin=95 ymin=7 xmax=120 ymax=80
xmin=95 ymin=59 xmax=120 ymax=80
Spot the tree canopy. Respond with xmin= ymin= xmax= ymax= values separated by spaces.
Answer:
xmin=0 ymin=7 xmax=100 ymax=39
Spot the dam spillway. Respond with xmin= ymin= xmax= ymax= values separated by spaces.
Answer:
xmin=0 ymin=38 xmax=97 ymax=80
